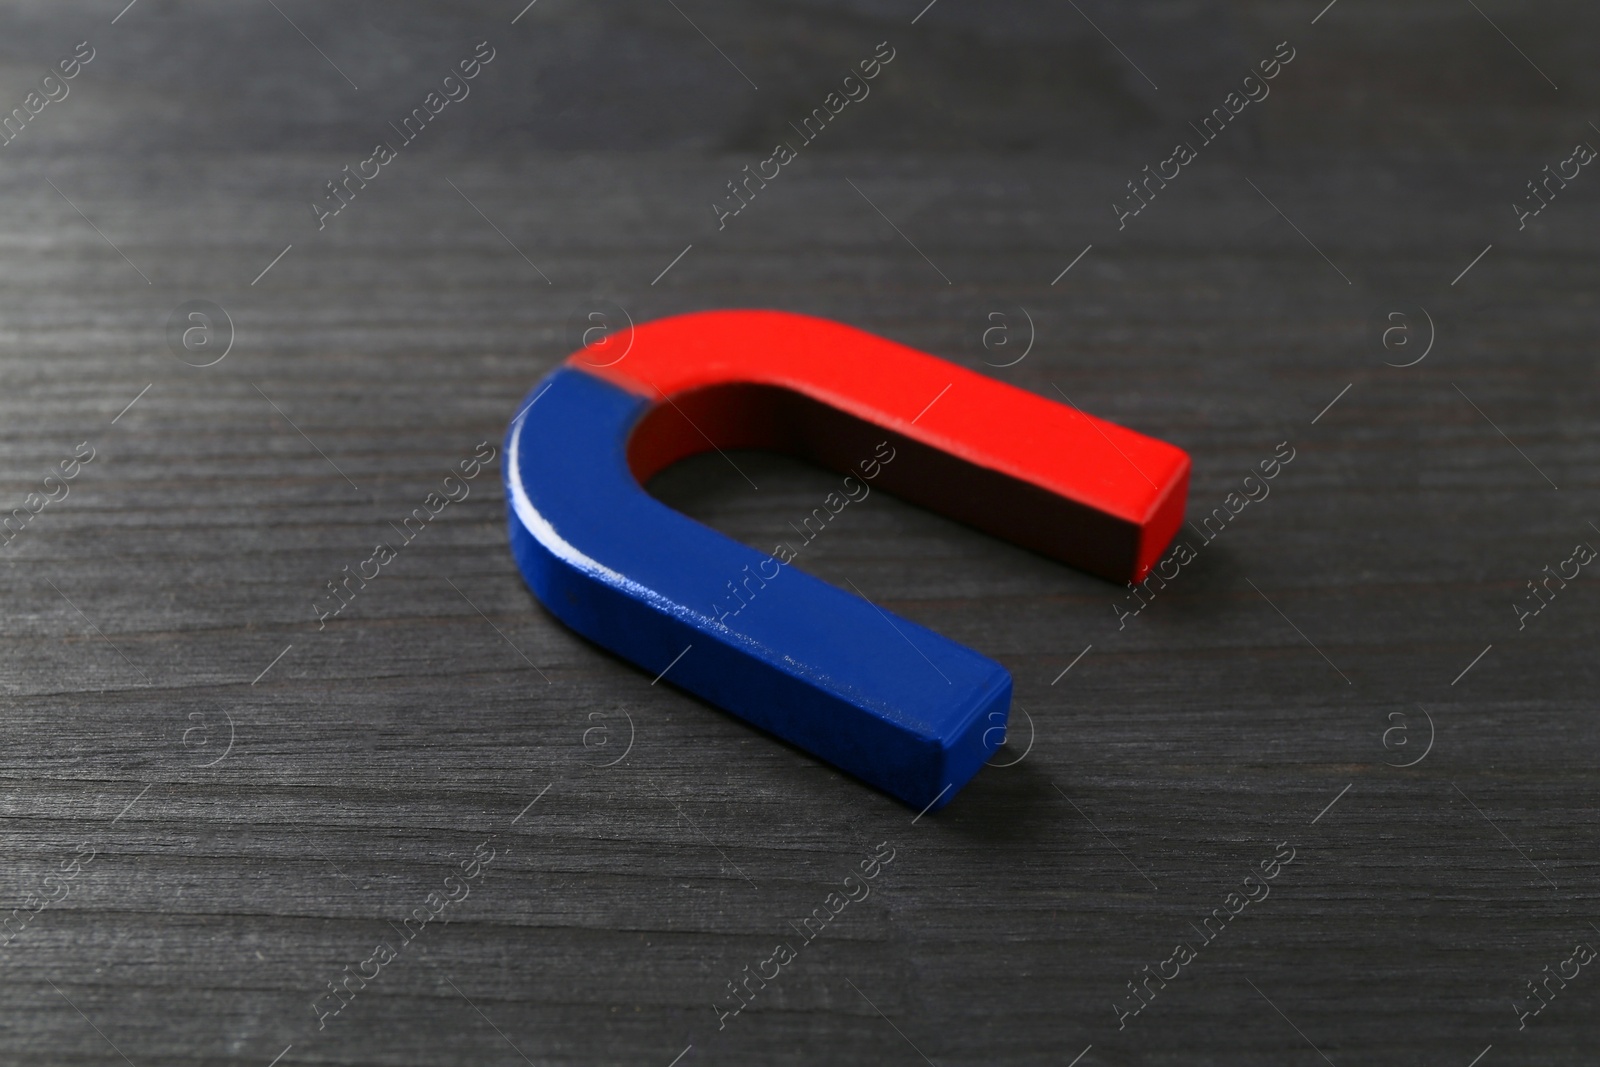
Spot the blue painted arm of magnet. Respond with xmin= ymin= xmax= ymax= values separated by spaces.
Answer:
xmin=504 ymin=367 xmax=1009 ymax=810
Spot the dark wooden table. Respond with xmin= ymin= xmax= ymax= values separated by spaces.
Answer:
xmin=2 ymin=1 xmax=1597 ymax=1064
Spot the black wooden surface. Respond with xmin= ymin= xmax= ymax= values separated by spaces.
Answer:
xmin=2 ymin=1 xmax=1598 ymax=1064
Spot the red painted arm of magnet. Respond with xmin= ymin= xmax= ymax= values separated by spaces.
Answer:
xmin=578 ymin=310 xmax=1190 ymax=582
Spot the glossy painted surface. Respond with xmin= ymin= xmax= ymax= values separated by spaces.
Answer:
xmin=505 ymin=311 xmax=1189 ymax=810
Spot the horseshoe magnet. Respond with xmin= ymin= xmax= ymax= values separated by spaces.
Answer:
xmin=504 ymin=310 xmax=1189 ymax=811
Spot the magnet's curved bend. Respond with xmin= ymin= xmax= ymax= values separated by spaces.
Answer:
xmin=504 ymin=310 xmax=1189 ymax=811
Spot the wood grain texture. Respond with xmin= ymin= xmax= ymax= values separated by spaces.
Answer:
xmin=1 ymin=1 xmax=1597 ymax=1065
